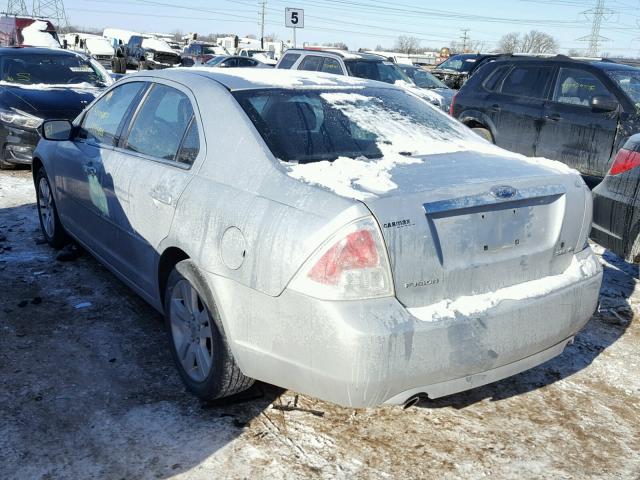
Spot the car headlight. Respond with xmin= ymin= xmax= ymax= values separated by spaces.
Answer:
xmin=145 ymin=52 xmax=155 ymax=61
xmin=0 ymin=108 xmax=42 ymax=129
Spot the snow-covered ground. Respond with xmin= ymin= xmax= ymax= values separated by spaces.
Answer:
xmin=1 ymin=169 xmax=638 ymax=479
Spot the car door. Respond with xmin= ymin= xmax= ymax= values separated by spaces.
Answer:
xmin=54 ymin=81 xmax=148 ymax=256
xmin=319 ymin=57 xmax=345 ymax=75
xmin=105 ymin=80 xmax=203 ymax=296
xmin=535 ymin=67 xmax=619 ymax=176
xmin=485 ymin=63 xmax=553 ymax=156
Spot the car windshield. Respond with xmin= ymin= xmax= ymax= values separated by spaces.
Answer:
xmin=233 ymin=87 xmax=472 ymax=164
xmin=436 ymin=56 xmax=476 ymax=72
xmin=607 ymin=69 xmax=640 ymax=109
xmin=206 ymin=56 xmax=227 ymax=66
xmin=401 ymin=67 xmax=447 ymax=89
xmin=0 ymin=54 xmax=109 ymax=87
xmin=344 ymin=60 xmax=412 ymax=84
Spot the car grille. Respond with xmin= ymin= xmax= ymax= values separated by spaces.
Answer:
xmin=155 ymin=53 xmax=180 ymax=65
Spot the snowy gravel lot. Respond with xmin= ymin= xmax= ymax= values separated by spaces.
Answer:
xmin=1 ymin=168 xmax=639 ymax=479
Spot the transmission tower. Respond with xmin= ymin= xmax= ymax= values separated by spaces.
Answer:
xmin=460 ymin=29 xmax=470 ymax=53
xmin=578 ymin=0 xmax=613 ymax=57
xmin=5 ymin=0 xmax=29 ymax=15
xmin=31 ymin=0 xmax=69 ymax=31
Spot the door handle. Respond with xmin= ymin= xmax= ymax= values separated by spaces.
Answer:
xmin=545 ymin=114 xmax=562 ymax=122
xmin=83 ymin=164 xmax=97 ymax=176
xmin=489 ymin=104 xmax=501 ymax=112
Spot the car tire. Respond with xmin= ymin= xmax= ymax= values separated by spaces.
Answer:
xmin=118 ymin=57 xmax=127 ymax=73
xmin=471 ymin=127 xmax=494 ymax=143
xmin=164 ymin=260 xmax=254 ymax=400
xmin=35 ymin=168 xmax=68 ymax=249
xmin=137 ymin=60 xmax=147 ymax=71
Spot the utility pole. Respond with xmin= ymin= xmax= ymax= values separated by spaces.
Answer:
xmin=31 ymin=0 xmax=69 ymax=31
xmin=578 ymin=0 xmax=612 ymax=57
xmin=259 ymin=0 xmax=266 ymax=48
xmin=460 ymin=29 xmax=470 ymax=53
xmin=6 ymin=0 xmax=28 ymax=14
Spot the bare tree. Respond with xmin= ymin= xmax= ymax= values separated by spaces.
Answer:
xmin=395 ymin=35 xmax=421 ymax=54
xmin=496 ymin=30 xmax=558 ymax=54
xmin=498 ymin=32 xmax=520 ymax=53
xmin=520 ymin=30 xmax=558 ymax=53
xmin=323 ymin=41 xmax=348 ymax=50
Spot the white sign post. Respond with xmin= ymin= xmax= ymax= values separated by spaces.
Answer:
xmin=285 ymin=8 xmax=304 ymax=47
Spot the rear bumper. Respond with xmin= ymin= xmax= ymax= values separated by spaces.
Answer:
xmin=207 ymin=248 xmax=602 ymax=408
xmin=591 ymin=182 xmax=636 ymax=258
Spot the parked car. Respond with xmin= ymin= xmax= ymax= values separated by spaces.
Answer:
xmin=451 ymin=56 xmax=640 ymax=178
xmin=237 ymin=48 xmax=277 ymax=66
xmin=33 ymin=68 xmax=601 ymax=408
xmin=432 ymin=53 xmax=499 ymax=89
xmin=398 ymin=64 xmax=456 ymax=111
xmin=592 ymin=134 xmax=640 ymax=261
xmin=0 ymin=16 xmax=60 ymax=48
xmin=204 ymin=55 xmax=272 ymax=68
xmin=124 ymin=35 xmax=181 ymax=70
xmin=62 ymin=33 xmax=114 ymax=68
xmin=181 ymin=42 xmax=226 ymax=66
xmin=0 ymin=47 xmax=111 ymax=169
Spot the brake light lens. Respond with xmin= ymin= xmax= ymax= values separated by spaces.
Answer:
xmin=449 ymin=93 xmax=457 ymax=116
xmin=289 ymin=217 xmax=394 ymax=300
xmin=609 ymin=148 xmax=640 ymax=176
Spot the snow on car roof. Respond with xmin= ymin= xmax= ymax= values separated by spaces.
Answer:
xmin=186 ymin=67 xmax=376 ymax=91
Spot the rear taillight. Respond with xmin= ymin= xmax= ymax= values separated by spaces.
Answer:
xmin=609 ymin=148 xmax=640 ymax=176
xmin=289 ymin=217 xmax=394 ymax=300
xmin=449 ymin=93 xmax=457 ymax=116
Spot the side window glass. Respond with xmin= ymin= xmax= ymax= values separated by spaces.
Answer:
xmin=277 ymin=53 xmax=300 ymax=69
xmin=299 ymin=55 xmax=323 ymax=72
xmin=79 ymin=82 xmax=145 ymax=146
xmin=125 ymin=84 xmax=195 ymax=161
xmin=321 ymin=57 xmax=343 ymax=75
xmin=553 ymin=68 xmax=610 ymax=106
xmin=483 ymin=65 xmax=511 ymax=91
xmin=500 ymin=65 xmax=552 ymax=99
xmin=176 ymin=120 xmax=200 ymax=165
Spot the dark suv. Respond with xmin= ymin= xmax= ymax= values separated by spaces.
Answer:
xmin=451 ymin=56 xmax=640 ymax=178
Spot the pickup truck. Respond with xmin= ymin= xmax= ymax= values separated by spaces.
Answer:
xmin=124 ymin=35 xmax=181 ymax=70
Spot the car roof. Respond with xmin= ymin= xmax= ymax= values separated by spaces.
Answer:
xmin=481 ymin=54 xmax=640 ymax=72
xmin=0 ymin=47 xmax=80 ymax=57
xmin=283 ymin=48 xmax=386 ymax=61
xmin=135 ymin=67 xmax=388 ymax=91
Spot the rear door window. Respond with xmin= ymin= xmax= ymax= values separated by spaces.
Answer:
xmin=277 ymin=53 xmax=300 ymax=69
xmin=238 ymin=58 xmax=257 ymax=67
xmin=299 ymin=55 xmax=323 ymax=72
xmin=553 ymin=67 xmax=610 ymax=106
xmin=79 ymin=82 xmax=146 ymax=146
xmin=499 ymin=65 xmax=553 ymax=99
xmin=483 ymin=65 xmax=511 ymax=91
xmin=320 ymin=57 xmax=343 ymax=75
xmin=124 ymin=84 xmax=197 ymax=163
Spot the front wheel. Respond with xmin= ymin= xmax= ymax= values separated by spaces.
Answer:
xmin=35 ymin=168 xmax=68 ymax=249
xmin=164 ymin=260 xmax=254 ymax=400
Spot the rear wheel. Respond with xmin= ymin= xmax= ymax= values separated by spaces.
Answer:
xmin=137 ymin=60 xmax=147 ymax=71
xmin=35 ymin=168 xmax=68 ymax=249
xmin=118 ymin=57 xmax=127 ymax=73
xmin=164 ymin=260 xmax=254 ymax=399
xmin=471 ymin=127 xmax=494 ymax=143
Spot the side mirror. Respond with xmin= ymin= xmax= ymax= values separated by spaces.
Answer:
xmin=41 ymin=120 xmax=74 ymax=141
xmin=591 ymin=95 xmax=618 ymax=112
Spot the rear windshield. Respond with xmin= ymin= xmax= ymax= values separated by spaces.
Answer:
xmin=344 ymin=60 xmax=411 ymax=84
xmin=436 ymin=56 xmax=476 ymax=72
xmin=401 ymin=67 xmax=447 ymax=89
xmin=233 ymin=87 xmax=470 ymax=164
xmin=0 ymin=53 xmax=110 ymax=87
xmin=607 ymin=69 xmax=640 ymax=109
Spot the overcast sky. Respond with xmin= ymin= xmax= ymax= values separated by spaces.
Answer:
xmin=59 ymin=0 xmax=640 ymax=55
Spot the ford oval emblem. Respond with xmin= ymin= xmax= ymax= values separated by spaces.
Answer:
xmin=490 ymin=185 xmax=518 ymax=199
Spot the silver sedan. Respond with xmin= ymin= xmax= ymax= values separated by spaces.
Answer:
xmin=33 ymin=68 xmax=602 ymax=407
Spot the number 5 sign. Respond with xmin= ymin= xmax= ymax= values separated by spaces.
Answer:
xmin=285 ymin=8 xmax=304 ymax=28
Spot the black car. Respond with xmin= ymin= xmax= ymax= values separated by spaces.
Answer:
xmin=592 ymin=134 xmax=640 ymax=261
xmin=0 ymin=47 xmax=110 ymax=168
xmin=451 ymin=55 xmax=640 ymax=178
xmin=204 ymin=56 xmax=271 ymax=68
xmin=431 ymin=53 xmax=499 ymax=89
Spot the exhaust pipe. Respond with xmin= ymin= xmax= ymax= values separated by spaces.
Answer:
xmin=403 ymin=394 xmax=422 ymax=409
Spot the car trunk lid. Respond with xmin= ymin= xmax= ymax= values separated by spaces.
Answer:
xmin=360 ymin=151 xmax=586 ymax=308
